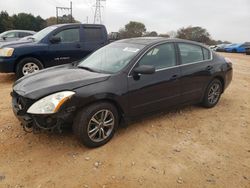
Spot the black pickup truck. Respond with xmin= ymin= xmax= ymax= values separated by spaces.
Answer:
xmin=0 ymin=24 xmax=108 ymax=78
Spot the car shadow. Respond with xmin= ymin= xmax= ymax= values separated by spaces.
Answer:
xmin=28 ymin=104 xmax=205 ymax=150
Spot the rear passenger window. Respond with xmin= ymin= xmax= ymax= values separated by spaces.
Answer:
xmin=55 ymin=28 xmax=80 ymax=43
xmin=139 ymin=43 xmax=176 ymax=70
xmin=19 ymin=32 xmax=32 ymax=38
xmin=203 ymin=48 xmax=211 ymax=60
xmin=83 ymin=27 xmax=103 ymax=42
xmin=178 ymin=43 xmax=203 ymax=64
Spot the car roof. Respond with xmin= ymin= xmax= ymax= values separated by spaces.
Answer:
xmin=52 ymin=23 xmax=105 ymax=28
xmin=116 ymin=37 xmax=208 ymax=48
xmin=2 ymin=30 xmax=36 ymax=33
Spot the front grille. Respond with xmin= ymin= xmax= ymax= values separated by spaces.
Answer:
xmin=12 ymin=91 xmax=35 ymax=115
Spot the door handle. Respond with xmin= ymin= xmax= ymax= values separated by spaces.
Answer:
xmin=170 ymin=74 xmax=178 ymax=80
xmin=76 ymin=44 xmax=81 ymax=48
xmin=206 ymin=66 xmax=213 ymax=71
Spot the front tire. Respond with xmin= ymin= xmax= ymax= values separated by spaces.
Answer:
xmin=202 ymin=79 xmax=222 ymax=108
xmin=73 ymin=102 xmax=119 ymax=148
xmin=16 ymin=57 xmax=43 ymax=79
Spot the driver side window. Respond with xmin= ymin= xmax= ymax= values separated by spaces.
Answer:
xmin=138 ymin=43 xmax=176 ymax=70
xmin=55 ymin=28 xmax=80 ymax=43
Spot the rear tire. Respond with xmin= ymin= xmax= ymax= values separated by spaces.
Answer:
xmin=202 ymin=79 xmax=222 ymax=108
xmin=73 ymin=102 xmax=119 ymax=148
xmin=16 ymin=57 xmax=43 ymax=79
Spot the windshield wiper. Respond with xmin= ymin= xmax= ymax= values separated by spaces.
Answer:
xmin=78 ymin=66 xmax=112 ymax=74
xmin=78 ymin=66 xmax=98 ymax=73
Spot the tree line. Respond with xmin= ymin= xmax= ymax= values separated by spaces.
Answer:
xmin=0 ymin=11 xmax=229 ymax=45
xmin=117 ymin=21 xmax=230 ymax=45
xmin=0 ymin=11 xmax=78 ymax=33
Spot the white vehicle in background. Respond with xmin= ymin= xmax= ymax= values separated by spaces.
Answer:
xmin=0 ymin=30 xmax=36 ymax=42
xmin=209 ymin=45 xmax=218 ymax=51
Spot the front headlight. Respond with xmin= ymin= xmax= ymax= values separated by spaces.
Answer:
xmin=0 ymin=48 xmax=14 ymax=57
xmin=27 ymin=91 xmax=75 ymax=114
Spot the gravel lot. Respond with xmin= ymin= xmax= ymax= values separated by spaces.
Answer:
xmin=0 ymin=53 xmax=249 ymax=188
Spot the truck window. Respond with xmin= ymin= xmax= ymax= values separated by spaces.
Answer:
xmin=55 ymin=28 xmax=80 ymax=43
xmin=83 ymin=27 xmax=103 ymax=42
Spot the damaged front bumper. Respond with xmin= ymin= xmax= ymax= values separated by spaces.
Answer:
xmin=11 ymin=91 xmax=74 ymax=133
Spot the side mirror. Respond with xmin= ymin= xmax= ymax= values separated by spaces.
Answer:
xmin=50 ymin=36 xmax=61 ymax=44
xmin=2 ymin=36 xmax=7 ymax=40
xmin=133 ymin=65 xmax=155 ymax=75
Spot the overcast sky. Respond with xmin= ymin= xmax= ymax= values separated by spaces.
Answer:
xmin=1 ymin=0 xmax=249 ymax=42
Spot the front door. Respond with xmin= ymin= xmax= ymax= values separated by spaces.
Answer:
xmin=48 ymin=27 xmax=82 ymax=66
xmin=128 ymin=42 xmax=181 ymax=117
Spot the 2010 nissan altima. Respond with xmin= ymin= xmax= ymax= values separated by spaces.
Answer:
xmin=11 ymin=37 xmax=233 ymax=148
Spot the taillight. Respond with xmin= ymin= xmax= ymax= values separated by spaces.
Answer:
xmin=225 ymin=58 xmax=232 ymax=68
xmin=225 ymin=58 xmax=232 ymax=64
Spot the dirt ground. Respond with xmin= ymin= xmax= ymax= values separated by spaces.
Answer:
xmin=0 ymin=53 xmax=249 ymax=188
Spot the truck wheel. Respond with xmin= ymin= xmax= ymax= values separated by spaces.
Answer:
xmin=73 ymin=102 xmax=119 ymax=148
xmin=202 ymin=79 xmax=222 ymax=108
xmin=16 ymin=57 xmax=43 ymax=79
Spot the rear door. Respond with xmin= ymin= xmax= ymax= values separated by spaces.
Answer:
xmin=81 ymin=26 xmax=107 ymax=55
xmin=177 ymin=43 xmax=214 ymax=103
xmin=128 ymin=42 xmax=181 ymax=116
xmin=48 ymin=26 xmax=82 ymax=65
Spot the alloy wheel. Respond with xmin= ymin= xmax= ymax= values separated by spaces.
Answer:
xmin=87 ymin=109 xmax=115 ymax=143
xmin=208 ymin=83 xmax=221 ymax=105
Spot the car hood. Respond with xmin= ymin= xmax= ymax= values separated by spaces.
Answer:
xmin=13 ymin=64 xmax=110 ymax=99
xmin=0 ymin=39 xmax=34 ymax=48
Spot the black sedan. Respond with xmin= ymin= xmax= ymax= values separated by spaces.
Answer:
xmin=11 ymin=38 xmax=233 ymax=147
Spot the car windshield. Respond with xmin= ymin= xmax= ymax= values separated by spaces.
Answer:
xmin=30 ymin=26 xmax=57 ymax=42
xmin=78 ymin=42 xmax=145 ymax=74
xmin=0 ymin=31 xmax=8 ymax=38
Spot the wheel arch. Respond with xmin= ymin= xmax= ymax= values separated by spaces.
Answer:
xmin=14 ymin=55 xmax=44 ymax=71
xmin=201 ymin=76 xmax=225 ymax=108
xmin=78 ymin=98 xmax=126 ymax=122
xmin=213 ymin=75 xmax=225 ymax=93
